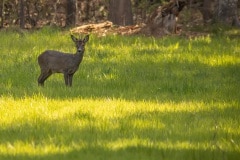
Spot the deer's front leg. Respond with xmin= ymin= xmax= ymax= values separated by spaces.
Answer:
xmin=68 ymin=74 xmax=74 ymax=87
xmin=64 ymin=73 xmax=70 ymax=86
xmin=64 ymin=73 xmax=74 ymax=87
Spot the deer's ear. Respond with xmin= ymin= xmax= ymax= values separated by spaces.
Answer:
xmin=83 ymin=35 xmax=89 ymax=43
xmin=71 ymin=35 xmax=78 ymax=42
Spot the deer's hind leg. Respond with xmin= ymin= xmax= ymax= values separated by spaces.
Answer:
xmin=38 ymin=70 xmax=52 ymax=86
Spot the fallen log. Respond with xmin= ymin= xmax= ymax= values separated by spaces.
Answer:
xmin=70 ymin=21 xmax=113 ymax=34
xmin=70 ymin=21 xmax=143 ymax=36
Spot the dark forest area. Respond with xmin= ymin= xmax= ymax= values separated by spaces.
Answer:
xmin=0 ymin=0 xmax=239 ymax=35
xmin=1 ymin=0 xmax=164 ymax=28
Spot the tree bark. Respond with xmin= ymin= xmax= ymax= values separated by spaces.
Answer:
xmin=199 ymin=0 xmax=213 ymax=24
xmin=19 ymin=0 xmax=25 ymax=28
xmin=66 ymin=0 xmax=76 ymax=27
xmin=214 ymin=0 xmax=240 ymax=26
xmin=108 ymin=0 xmax=133 ymax=26
xmin=143 ymin=0 xmax=186 ymax=36
xmin=187 ymin=0 xmax=239 ymax=27
xmin=0 ymin=0 xmax=4 ymax=28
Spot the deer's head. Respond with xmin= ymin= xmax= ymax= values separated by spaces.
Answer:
xmin=71 ymin=34 xmax=89 ymax=53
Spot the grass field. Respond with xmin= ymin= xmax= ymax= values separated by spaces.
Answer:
xmin=0 ymin=27 xmax=240 ymax=160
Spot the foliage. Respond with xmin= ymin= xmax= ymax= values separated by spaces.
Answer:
xmin=0 ymin=28 xmax=239 ymax=160
xmin=0 ymin=0 xmax=179 ymax=28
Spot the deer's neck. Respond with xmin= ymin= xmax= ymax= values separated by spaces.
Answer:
xmin=74 ymin=51 xmax=84 ymax=64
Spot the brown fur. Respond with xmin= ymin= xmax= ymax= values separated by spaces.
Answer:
xmin=38 ymin=35 xmax=89 ymax=87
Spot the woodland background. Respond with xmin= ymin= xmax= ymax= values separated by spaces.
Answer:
xmin=0 ymin=0 xmax=240 ymax=32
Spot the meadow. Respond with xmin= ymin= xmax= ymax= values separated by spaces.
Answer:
xmin=0 ymin=27 xmax=239 ymax=160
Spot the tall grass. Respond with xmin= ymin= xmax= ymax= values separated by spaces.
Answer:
xmin=0 ymin=28 xmax=239 ymax=160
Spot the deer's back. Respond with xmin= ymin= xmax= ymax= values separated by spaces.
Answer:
xmin=38 ymin=50 xmax=81 ymax=73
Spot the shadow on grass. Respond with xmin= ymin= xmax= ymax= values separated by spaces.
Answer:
xmin=0 ymin=147 xmax=238 ymax=160
xmin=0 ymin=106 xmax=239 ymax=160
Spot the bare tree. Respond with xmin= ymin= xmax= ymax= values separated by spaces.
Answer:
xmin=66 ymin=0 xmax=76 ymax=27
xmin=108 ymin=0 xmax=133 ymax=26
xmin=19 ymin=0 xmax=25 ymax=28
xmin=199 ymin=0 xmax=213 ymax=24
xmin=0 ymin=0 xmax=4 ymax=28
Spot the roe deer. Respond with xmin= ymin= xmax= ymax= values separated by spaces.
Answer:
xmin=38 ymin=34 xmax=89 ymax=87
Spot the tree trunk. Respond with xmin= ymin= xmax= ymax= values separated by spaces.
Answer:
xmin=66 ymin=0 xmax=76 ymax=27
xmin=142 ymin=0 xmax=186 ymax=36
xmin=19 ymin=0 xmax=25 ymax=28
xmin=199 ymin=0 xmax=213 ymax=24
xmin=214 ymin=0 xmax=240 ymax=27
xmin=108 ymin=0 xmax=133 ymax=26
xmin=75 ymin=0 xmax=79 ymax=25
xmin=0 ymin=0 xmax=4 ymax=28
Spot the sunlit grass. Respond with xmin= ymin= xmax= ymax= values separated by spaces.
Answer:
xmin=0 ymin=28 xmax=239 ymax=159
xmin=1 ymin=96 xmax=240 ymax=158
xmin=1 ymin=96 xmax=239 ymax=156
